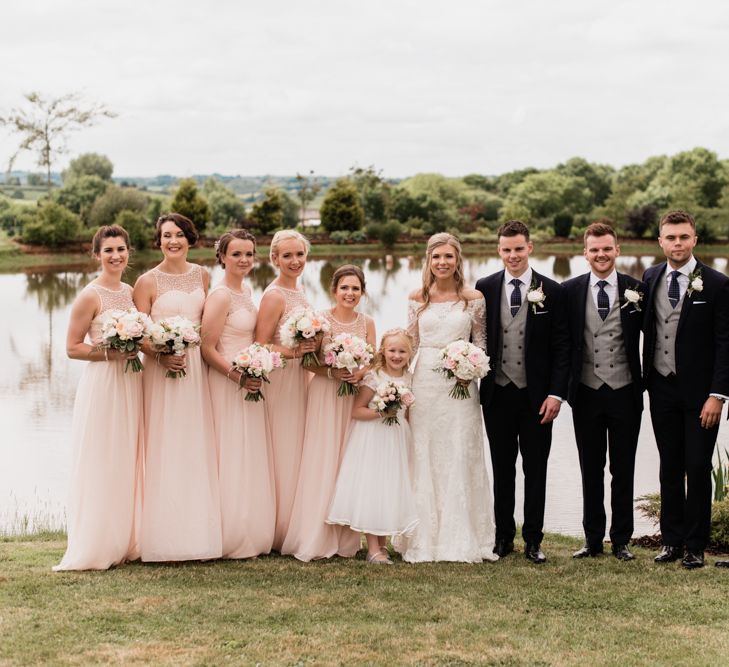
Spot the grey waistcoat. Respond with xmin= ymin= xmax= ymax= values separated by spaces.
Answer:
xmin=653 ymin=273 xmax=684 ymax=377
xmin=580 ymin=286 xmax=632 ymax=390
xmin=495 ymin=290 xmax=528 ymax=388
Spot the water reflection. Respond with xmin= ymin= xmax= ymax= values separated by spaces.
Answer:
xmin=2 ymin=250 xmax=728 ymax=536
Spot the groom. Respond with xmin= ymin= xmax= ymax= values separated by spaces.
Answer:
xmin=642 ymin=210 xmax=729 ymax=569
xmin=477 ymin=220 xmax=570 ymax=563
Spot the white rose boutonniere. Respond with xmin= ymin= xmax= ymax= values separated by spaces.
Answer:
xmin=621 ymin=287 xmax=643 ymax=311
xmin=526 ymin=280 xmax=546 ymax=314
xmin=687 ymin=268 xmax=703 ymax=297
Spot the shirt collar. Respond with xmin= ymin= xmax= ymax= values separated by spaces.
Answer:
xmin=590 ymin=269 xmax=617 ymax=287
xmin=668 ymin=255 xmax=697 ymax=278
xmin=504 ymin=267 xmax=532 ymax=287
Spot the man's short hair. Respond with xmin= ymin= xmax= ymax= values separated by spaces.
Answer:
xmin=584 ymin=221 xmax=618 ymax=244
xmin=659 ymin=209 xmax=695 ymax=231
xmin=497 ymin=220 xmax=530 ymax=241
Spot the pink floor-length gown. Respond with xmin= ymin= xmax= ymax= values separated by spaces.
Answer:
xmin=140 ymin=265 xmax=222 ymax=561
xmin=54 ymin=284 xmax=143 ymax=571
xmin=207 ymin=285 xmax=275 ymax=558
xmin=262 ymin=284 xmax=311 ymax=551
xmin=280 ymin=311 xmax=364 ymax=561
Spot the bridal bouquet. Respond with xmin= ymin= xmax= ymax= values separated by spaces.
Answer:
xmin=372 ymin=379 xmax=414 ymax=426
xmin=148 ymin=315 xmax=201 ymax=379
xmin=98 ymin=308 xmax=152 ymax=373
xmin=323 ymin=333 xmax=374 ymax=396
xmin=231 ymin=343 xmax=286 ymax=402
xmin=279 ymin=306 xmax=330 ymax=367
xmin=434 ymin=339 xmax=490 ymax=400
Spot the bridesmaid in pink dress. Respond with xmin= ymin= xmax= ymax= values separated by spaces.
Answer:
xmin=254 ymin=230 xmax=318 ymax=551
xmin=133 ymin=213 xmax=222 ymax=562
xmin=201 ymin=230 xmax=275 ymax=558
xmin=54 ymin=224 xmax=143 ymax=571
xmin=282 ymin=265 xmax=376 ymax=561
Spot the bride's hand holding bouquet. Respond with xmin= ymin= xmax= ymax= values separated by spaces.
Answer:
xmin=434 ymin=339 xmax=490 ymax=400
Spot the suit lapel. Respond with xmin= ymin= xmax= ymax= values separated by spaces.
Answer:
xmin=644 ymin=261 xmax=665 ymax=322
xmin=525 ymin=269 xmax=540 ymax=350
xmin=487 ymin=270 xmax=504 ymax=356
xmin=577 ymin=273 xmax=590 ymax=336
xmin=617 ymin=272 xmax=630 ymax=333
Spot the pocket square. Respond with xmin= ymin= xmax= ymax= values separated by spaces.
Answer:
xmin=629 ymin=309 xmax=640 ymax=314
xmin=693 ymin=301 xmax=707 ymax=305
xmin=535 ymin=310 xmax=549 ymax=315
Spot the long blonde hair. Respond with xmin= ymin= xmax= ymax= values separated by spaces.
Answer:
xmin=269 ymin=229 xmax=310 ymax=263
xmin=373 ymin=328 xmax=414 ymax=373
xmin=418 ymin=232 xmax=466 ymax=314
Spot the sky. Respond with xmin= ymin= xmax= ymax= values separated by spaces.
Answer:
xmin=2 ymin=0 xmax=729 ymax=179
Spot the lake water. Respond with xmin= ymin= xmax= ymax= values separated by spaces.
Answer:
xmin=2 ymin=250 xmax=728 ymax=539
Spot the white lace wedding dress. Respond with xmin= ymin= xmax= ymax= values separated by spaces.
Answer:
xmin=393 ymin=297 xmax=497 ymax=563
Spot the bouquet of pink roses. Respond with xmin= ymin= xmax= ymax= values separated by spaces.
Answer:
xmin=98 ymin=308 xmax=152 ymax=373
xmin=279 ymin=306 xmax=330 ymax=367
xmin=323 ymin=333 xmax=374 ymax=396
xmin=372 ymin=379 xmax=414 ymax=426
xmin=231 ymin=343 xmax=286 ymax=402
xmin=433 ymin=339 xmax=490 ymax=400
xmin=148 ymin=315 xmax=201 ymax=379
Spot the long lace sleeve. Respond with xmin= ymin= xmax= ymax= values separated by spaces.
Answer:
xmin=407 ymin=299 xmax=421 ymax=353
xmin=468 ymin=297 xmax=487 ymax=351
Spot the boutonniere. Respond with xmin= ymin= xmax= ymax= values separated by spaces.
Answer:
xmin=526 ymin=279 xmax=546 ymax=314
xmin=687 ymin=267 xmax=703 ymax=297
xmin=621 ymin=287 xmax=643 ymax=311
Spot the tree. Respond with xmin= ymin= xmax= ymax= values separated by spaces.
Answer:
xmin=320 ymin=179 xmax=365 ymax=233
xmin=89 ymin=185 xmax=148 ymax=228
xmin=22 ymin=201 xmax=82 ymax=247
xmin=169 ymin=178 xmax=211 ymax=231
xmin=55 ymin=175 xmax=110 ymax=222
xmin=249 ymin=187 xmax=288 ymax=235
xmin=349 ymin=165 xmax=391 ymax=223
xmin=0 ymin=92 xmax=116 ymax=192
xmin=203 ymin=177 xmax=246 ymax=229
xmin=503 ymin=171 xmax=592 ymax=221
xmin=63 ymin=152 xmax=114 ymax=182
xmin=114 ymin=209 xmax=152 ymax=250
xmin=555 ymin=157 xmax=614 ymax=207
xmin=295 ymin=170 xmax=321 ymax=225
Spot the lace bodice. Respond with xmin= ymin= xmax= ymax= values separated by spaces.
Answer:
xmin=407 ymin=297 xmax=486 ymax=352
xmin=324 ymin=311 xmax=368 ymax=341
xmin=87 ymin=283 xmax=135 ymax=345
xmin=265 ymin=284 xmax=311 ymax=345
xmin=211 ymin=285 xmax=258 ymax=360
xmin=150 ymin=265 xmax=206 ymax=324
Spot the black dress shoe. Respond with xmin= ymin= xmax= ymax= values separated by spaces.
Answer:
xmin=716 ymin=560 xmax=729 ymax=568
xmin=573 ymin=544 xmax=603 ymax=558
xmin=611 ymin=544 xmax=635 ymax=561
xmin=525 ymin=543 xmax=546 ymax=564
xmin=681 ymin=551 xmax=704 ymax=569
xmin=654 ymin=545 xmax=682 ymax=563
xmin=493 ymin=539 xmax=514 ymax=558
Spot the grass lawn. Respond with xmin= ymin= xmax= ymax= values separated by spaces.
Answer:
xmin=1 ymin=534 xmax=728 ymax=666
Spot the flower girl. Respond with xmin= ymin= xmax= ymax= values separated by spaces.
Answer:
xmin=326 ymin=328 xmax=419 ymax=564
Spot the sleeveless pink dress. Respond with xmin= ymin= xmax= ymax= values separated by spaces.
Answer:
xmin=53 ymin=283 xmax=143 ymax=571
xmin=207 ymin=285 xmax=275 ymax=558
xmin=280 ymin=311 xmax=365 ymax=561
xmin=140 ymin=265 xmax=222 ymax=561
xmin=262 ymin=284 xmax=311 ymax=551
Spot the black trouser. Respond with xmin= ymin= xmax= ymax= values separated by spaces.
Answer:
xmin=648 ymin=373 xmax=719 ymax=551
xmin=572 ymin=383 xmax=641 ymax=547
xmin=483 ymin=383 xmax=552 ymax=545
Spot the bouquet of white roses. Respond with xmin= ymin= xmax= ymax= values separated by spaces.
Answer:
xmin=148 ymin=315 xmax=201 ymax=379
xmin=323 ymin=333 xmax=374 ymax=396
xmin=231 ymin=343 xmax=286 ymax=402
xmin=279 ymin=306 xmax=330 ymax=367
xmin=372 ymin=379 xmax=414 ymax=426
xmin=98 ymin=308 xmax=152 ymax=373
xmin=433 ymin=339 xmax=490 ymax=400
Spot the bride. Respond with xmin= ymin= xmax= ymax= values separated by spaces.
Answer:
xmin=394 ymin=233 xmax=497 ymax=563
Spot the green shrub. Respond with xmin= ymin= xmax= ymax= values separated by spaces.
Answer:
xmin=350 ymin=230 xmax=367 ymax=243
xmin=89 ymin=186 xmax=148 ymax=228
xmin=22 ymin=202 xmax=82 ymax=247
xmin=365 ymin=222 xmax=383 ymax=240
xmin=553 ymin=212 xmax=573 ymax=238
xmin=329 ymin=230 xmax=351 ymax=244
xmin=114 ymin=210 xmax=152 ymax=250
xmin=378 ymin=220 xmax=403 ymax=248
xmin=711 ymin=499 xmax=729 ymax=549
xmin=635 ymin=493 xmax=661 ymax=527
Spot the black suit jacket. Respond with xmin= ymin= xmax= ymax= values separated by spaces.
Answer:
xmin=476 ymin=269 xmax=570 ymax=412
xmin=642 ymin=259 xmax=729 ymax=408
xmin=562 ymin=271 xmax=644 ymax=407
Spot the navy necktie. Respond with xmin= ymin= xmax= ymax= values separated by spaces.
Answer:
xmin=509 ymin=278 xmax=522 ymax=317
xmin=596 ymin=280 xmax=609 ymax=321
xmin=668 ymin=270 xmax=681 ymax=309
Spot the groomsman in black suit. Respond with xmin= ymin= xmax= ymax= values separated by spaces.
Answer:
xmin=643 ymin=210 xmax=729 ymax=569
xmin=563 ymin=222 xmax=644 ymax=561
xmin=476 ymin=220 xmax=570 ymax=563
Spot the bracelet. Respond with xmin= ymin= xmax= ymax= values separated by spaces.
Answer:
xmin=327 ymin=367 xmax=333 ymax=379
xmin=226 ymin=367 xmax=235 ymax=380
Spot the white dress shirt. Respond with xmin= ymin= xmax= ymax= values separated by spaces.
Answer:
xmin=590 ymin=269 xmax=618 ymax=312
xmin=664 ymin=255 xmax=697 ymax=301
xmin=503 ymin=267 xmax=533 ymax=305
